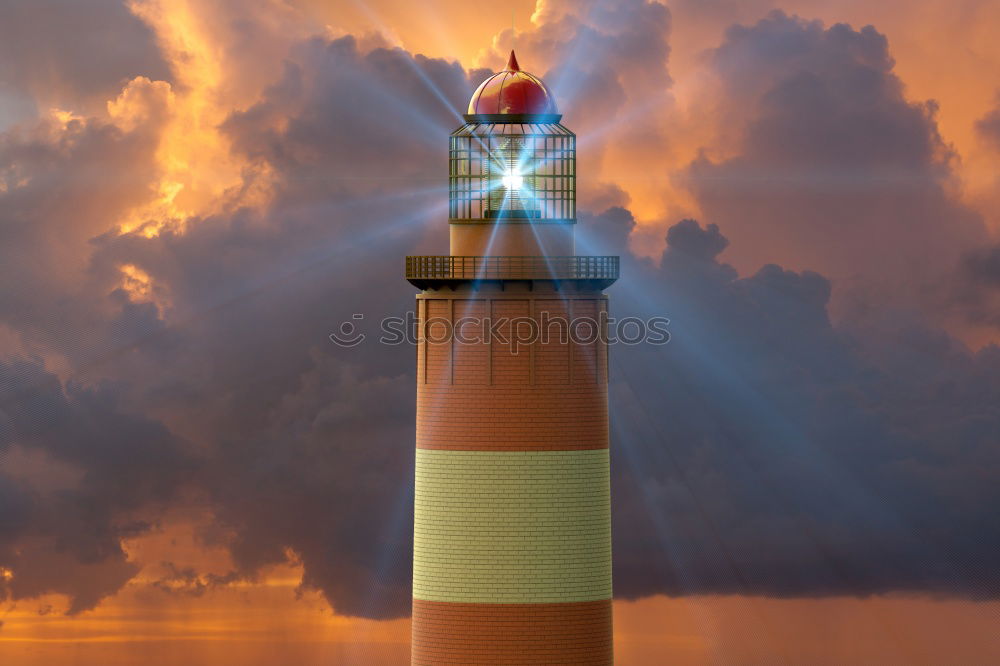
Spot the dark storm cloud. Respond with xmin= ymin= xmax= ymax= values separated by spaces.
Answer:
xmin=1 ymin=10 xmax=999 ymax=622
xmin=576 ymin=211 xmax=1000 ymax=600
xmin=965 ymin=246 xmax=1000 ymax=288
xmin=976 ymin=96 xmax=1000 ymax=152
xmin=683 ymin=11 xmax=986 ymax=320
xmin=0 ymin=0 xmax=171 ymax=117
xmin=0 ymin=357 xmax=192 ymax=613
xmin=954 ymin=244 xmax=1000 ymax=328
xmin=0 ymin=81 xmax=172 ymax=616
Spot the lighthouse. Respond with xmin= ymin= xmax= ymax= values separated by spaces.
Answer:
xmin=406 ymin=51 xmax=618 ymax=664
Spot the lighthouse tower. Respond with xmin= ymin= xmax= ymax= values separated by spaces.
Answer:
xmin=407 ymin=51 xmax=618 ymax=665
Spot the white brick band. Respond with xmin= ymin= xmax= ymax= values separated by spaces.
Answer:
xmin=413 ymin=448 xmax=612 ymax=603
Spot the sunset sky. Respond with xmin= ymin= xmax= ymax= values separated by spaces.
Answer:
xmin=1 ymin=0 xmax=1000 ymax=663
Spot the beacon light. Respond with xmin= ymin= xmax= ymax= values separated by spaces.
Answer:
xmin=502 ymin=167 xmax=523 ymax=190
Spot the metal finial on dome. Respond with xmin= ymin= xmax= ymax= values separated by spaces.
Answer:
xmin=506 ymin=50 xmax=520 ymax=72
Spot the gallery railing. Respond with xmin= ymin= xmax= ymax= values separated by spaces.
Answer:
xmin=405 ymin=255 xmax=619 ymax=282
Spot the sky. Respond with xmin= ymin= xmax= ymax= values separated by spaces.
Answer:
xmin=1 ymin=0 xmax=999 ymax=663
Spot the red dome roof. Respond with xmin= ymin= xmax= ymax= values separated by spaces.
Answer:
xmin=467 ymin=51 xmax=557 ymax=116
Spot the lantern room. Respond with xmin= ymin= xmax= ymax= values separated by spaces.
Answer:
xmin=449 ymin=52 xmax=576 ymax=256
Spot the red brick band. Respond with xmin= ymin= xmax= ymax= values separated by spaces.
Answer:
xmin=417 ymin=384 xmax=608 ymax=451
xmin=411 ymin=599 xmax=613 ymax=665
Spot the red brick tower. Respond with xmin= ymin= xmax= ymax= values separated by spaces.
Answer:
xmin=407 ymin=51 xmax=618 ymax=665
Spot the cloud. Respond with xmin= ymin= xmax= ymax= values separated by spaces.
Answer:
xmin=976 ymin=95 xmax=1000 ymax=153
xmin=682 ymin=11 xmax=986 ymax=323
xmin=965 ymin=246 xmax=1000 ymax=289
xmin=0 ymin=0 xmax=171 ymax=120
xmin=0 ymin=357 xmax=192 ymax=613
xmin=576 ymin=212 xmax=1000 ymax=600
xmin=0 ymin=83 xmax=171 ymax=362
xmin=952 ymin=243 xmax=1000 ymax=329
